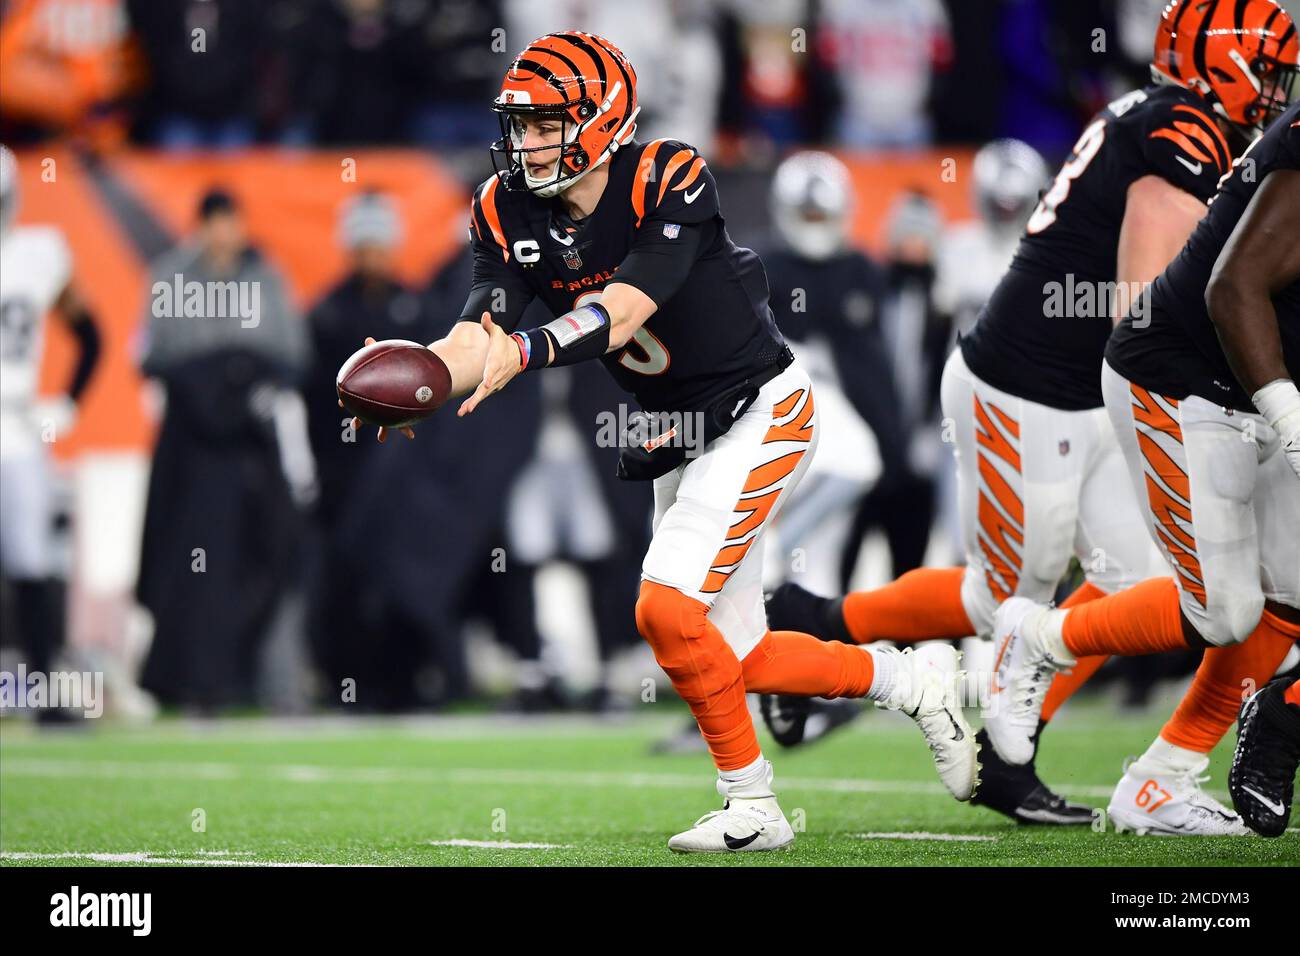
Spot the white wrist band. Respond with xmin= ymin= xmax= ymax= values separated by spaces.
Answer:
xmin=1252 ymin=379 xmax=1300 ymax=426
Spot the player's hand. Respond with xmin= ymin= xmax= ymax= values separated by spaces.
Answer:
xmin=340 ymin=337 xmax=415 ymax=442
xmin=458 ymin=312 xmax=521 ymax=416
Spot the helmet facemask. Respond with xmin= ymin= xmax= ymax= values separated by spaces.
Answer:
xmin=490 ymin=86 xmax=637 ymax=198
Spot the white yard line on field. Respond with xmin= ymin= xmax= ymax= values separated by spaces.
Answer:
xmin=429 ymin=839 xmax=572 ymax=849
xmin=853 ymin=832 xmax=999 ymax=842
xmin=0 ymin=756 xmax=1135 ymax=799
xmin=0 ymin=851 xmax=362 ymax=867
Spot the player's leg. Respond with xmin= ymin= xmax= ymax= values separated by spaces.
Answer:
xmin=0 ymin=453 xmax=62 ymax=686
xmin=1227 ymin=443 xmax=1300 ymax=836
xmin=636 ymin=367 xmax=818 ymax=852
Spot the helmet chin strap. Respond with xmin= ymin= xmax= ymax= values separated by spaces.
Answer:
xmin=525 ymin=84 xmax=639 ymax=198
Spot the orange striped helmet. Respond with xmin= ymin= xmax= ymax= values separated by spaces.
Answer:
xmin=1152 ymin=0 xmax=1299 ymax=132
xmin=490 ymin=32 xmax=639 ymax=197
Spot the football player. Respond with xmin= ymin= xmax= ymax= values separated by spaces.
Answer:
xmin=347 ymin=32 xmax=977 ymax=852
xmin=988 ymin=90 xmax=1300 ymax=836
xmin=0 ymin=144 xmax=101 ymax=701
xmin=762 ymin=0 xmax=1292 ymax=826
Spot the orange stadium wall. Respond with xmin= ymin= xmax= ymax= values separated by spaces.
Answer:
xmin=17 ymin=146 xmax=976 ymax=459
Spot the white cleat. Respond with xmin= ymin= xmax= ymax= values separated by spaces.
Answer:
xmin=667 ymin=796 xmax=795 ymax=853
xmin=985 ymin=597 xmax=1073 ymax=766
xmin=1108 ymin=756 xmax=1251 ymax=836
xmin=878 ymin=643 xmax=979 ymax=801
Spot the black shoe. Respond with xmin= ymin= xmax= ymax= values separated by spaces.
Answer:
xmin=765 ymin=583 xmax=852 ymax=644
xmin=759 ymin=694 xmax=863 ymax=748
xmin=970 ymin=728 xmax=1094 ymax=825
xmin=1229 ymin=677 xmax=1300 ymax=838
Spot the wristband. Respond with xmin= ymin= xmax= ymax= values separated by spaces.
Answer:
xmin=1252 ymin=379 xmax=1300 ymax=437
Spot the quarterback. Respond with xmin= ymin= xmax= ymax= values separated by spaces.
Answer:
xmin=348 ymin=32 xmax=977 ymax=852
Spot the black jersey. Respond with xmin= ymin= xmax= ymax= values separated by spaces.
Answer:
xmin=762 ymin=246 xmax=907 ymax=472
xmin=960 ymin=85 xmax=1228 ymax=410
xmin=459 ymin=139 xmax=787 ymax=412
xmin=1108 ymin=101 xmax=1300 ymax=412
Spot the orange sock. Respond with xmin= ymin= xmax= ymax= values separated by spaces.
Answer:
xmin=1285 ymin=680 xmax=1300 ymax=707
xmin=841 ymin=567 xmax=971 ymax=643
xmin=1160 ymin=610 xmax=1300 ymax=752
xmin=635 ymin=581 xmax=759 ymax=771
xmin=741 ymin=630 xmax=875 ymax=698
xmin=1062 ymin=577 xmax=1186 ymax=657
xmin=1041 ymin=582 xmax=1109 ymax=722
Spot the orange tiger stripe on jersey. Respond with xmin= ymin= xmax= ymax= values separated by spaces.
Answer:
xmin=479 ymin=176 xmax=508 ymax=259
xmin=773 ymin=388 xmax=804 ymax=418
xmin=632 ymin=138 xmax=669 ymax=226
xmin=1130 ymin=385 xmax=1208 ymax=609
xmin=764 ymin=389 xmax=815 ymax=444
xmin=743 ymin=450 xmax=804 ymax=494
xmin=1172 ymin=104 xmax=1230 ymax=168
xmin=656 ymin=148 xmax=695 ymax=206
xmin=673 ymin=156 xmax=707 ymax=191
xmin=974 ymin=396 xmax=1021 ymax=471
xmin=973 ymin=395 xmax=1024 ymax=603
xmin=1149 ymin=125 xmax=1215 ymax=166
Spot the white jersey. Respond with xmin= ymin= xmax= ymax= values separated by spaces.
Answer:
xmin=0 ymin=225 xmax=71 ymax=454
xmin=933 ymin=220 xmax=1021 ymax=337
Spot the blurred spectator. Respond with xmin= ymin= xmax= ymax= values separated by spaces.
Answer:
xmin=505 ymin=0 xmax=724 ymax=149
xmin=715 ymin=0 xmax=837 ymax=153
xmin=135 ymin=188 xmax=307 ymax=710
xmin=840 ymin=190 xmax=949 ymax=587
xmin=759 ymin=151 xmax=899 ymax=595
xmin=127 ymin=0 xmax=268 ymax=149
xmin=817 ymin=0 xmax=951 ymax=147
xmin=304 ymin=191 xmax=450 ymax=709
xmin=0 ymin=0 xmax=142 ymax=148
xmin=403 ymin=0 xmax=506 ymax=147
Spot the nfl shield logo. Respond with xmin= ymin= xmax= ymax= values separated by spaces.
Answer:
xmin=563 ymin=248 xmax=582 ymax=271
xmin=662 ymin=223 xmax=681 ymax=239
xmin=1058 ymin=439 xmax=1070 ymax=456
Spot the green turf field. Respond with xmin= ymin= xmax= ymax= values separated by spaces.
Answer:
xmin=1 ymin=701 xmax=1296 ymax=866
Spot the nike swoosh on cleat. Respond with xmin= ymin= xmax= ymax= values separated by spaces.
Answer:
xmin=723 ymin=831 xmax=760 ymax=850
xmin=1241 ymin=785 xmax=1287 ymax=816
xmin=944 ymin=709 xmax=965 ymax=741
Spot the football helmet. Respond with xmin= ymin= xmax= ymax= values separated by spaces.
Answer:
xmin=971 ymin=138 xmax=1048 ymax=231
xmin=770 ymin=151 xmax=853 ymax=261
xmin=1152 ymin=0 xmax=1299 ymax=132
xmin=490 ymin=32 xmax=640 ymax=198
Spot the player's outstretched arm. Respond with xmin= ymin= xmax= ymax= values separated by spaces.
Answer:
xmin=429 ymin=317 xmax=491 ymax=399
xmin=1207 ymin=168 xmax=1300 ymax=475
xmin=457 ymin=284 xmax=657 ymax=416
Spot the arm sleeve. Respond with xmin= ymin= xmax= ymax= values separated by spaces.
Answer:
xmin=458 ymin=180 xmax=535 ymax=332
xmin=615 ymin=140 xmax=719 ymax=305
xmin=1142 ymin=98 xmax=1231 ymax=202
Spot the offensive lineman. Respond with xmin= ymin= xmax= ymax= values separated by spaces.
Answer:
xmin=345 ymin=32 xmax=977 ymax=853
xmin=760 ymin=0 xmax=1293 ymax=826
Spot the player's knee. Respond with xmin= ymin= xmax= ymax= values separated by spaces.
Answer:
xmin=1192 ymin=590 xmax=1265 ymax=647
xmin=637 ymin=580 xmax=738 ymax=686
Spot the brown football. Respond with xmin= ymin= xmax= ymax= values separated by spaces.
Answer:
xmin=336 ymin=339 xmax=452 ymax=428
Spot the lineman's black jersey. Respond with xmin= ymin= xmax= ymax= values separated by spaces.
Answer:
xmin=1108 ymin=100 xmax=1300 ymax=412
xmin=459 ymin=139 xmax=787 ymax=412
xmin=960 ymin=85 xmax=1228 ymax=410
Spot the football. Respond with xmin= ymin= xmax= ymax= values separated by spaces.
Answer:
xmin=336 ymin=339 xmax=452 ymax=427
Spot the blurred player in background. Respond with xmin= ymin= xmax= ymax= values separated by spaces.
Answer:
xmin=761 ymin=151 xmax=899 ymax=596
xmin=991 ymin=90 xmax=1300 ymax=836
xmin=0 ymin=144 xmax=101 ymax=717
xmin=348 ymin=31 xmax=977 ymax=852
xmin=763 ymin=0 xmax=1287 ymax=826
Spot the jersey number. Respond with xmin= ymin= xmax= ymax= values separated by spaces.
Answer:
xmin=573 ymin=291 xmax=671 ymax=376
xmin=1026 ymin=119 xmax=1107 ymax=235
